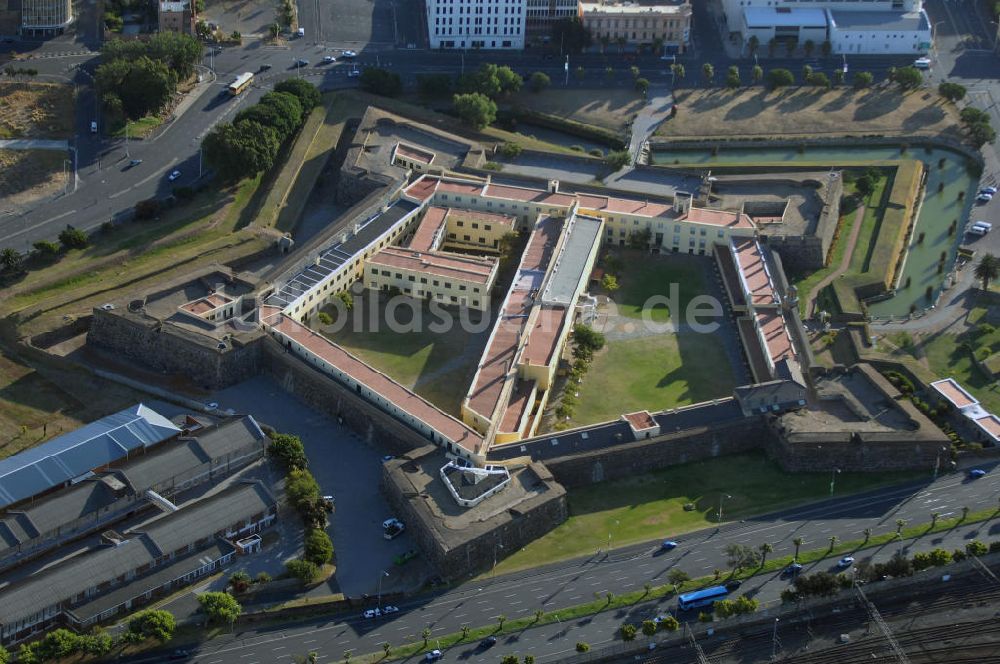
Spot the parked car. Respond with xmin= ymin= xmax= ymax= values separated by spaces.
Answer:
xmin=341 ymin=50 xmax=357 ymax=58
xmin=168 ymin=650 xmax=191 ymax=660
xmin=259 ymin=63 xmax=272 ymax=71
xmin=295 ymin=58 xmax=309 ymax=67
xmin=168 ymin=169 xmax=182 ymax=182
xmin=384 ymin=522 xmax=405 ymax=539
xmin=382 ymin=455 xmax=395 ymax=461
xmin=363 ymin=608 xmax=382 ymax=619
xmin=128 ymin=158 xmax=143 ymax=167
xmin=90 ymin=120 xmax=98 ymax=133
xmin=976 ymin=192 xmax=993 ymax=203
xmin=913 ymin=57 xmax=932 ymax=69
xmin=660 ymin=540 xmax=678 ymax=551
xmin=383 ymin=517 xmax=402 ymax=530
xmin=981 ymin=186 xmax=998 ymax=195
xmin=424 ymin=650 xmax=443 ymax=662
xmin=348 ymin=68 xmax=361 ymax=78
xmin=479 ymin=636 xmax=497 ymax=649
xmin=724 ymin=580 xmax=742 ymax=592
xmin=296 ymin=27 xmax=305 ymax=37
xmin=837 ymin=556 xmax=855 ymax=568
xmin=382 ymin=605 xmax=399 ymax=614
xmin=969 ymin=468 xmax=987 ymax=479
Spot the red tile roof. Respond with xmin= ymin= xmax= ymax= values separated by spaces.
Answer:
xmin=930 ymin=378 xmax=978 ymax=410
xmin=732 ymin=238 xmax=778 ymax=306
xmin=756 ymin=311 xmax=795 ymax=364
xmin=624 ymin=411 xmax=657 ymax=431
xmin=396 ymin=143 xmax=434 ymax=165
xmin=445 ymin=208 xmax=516 ymax=229
xmin=499 ymin=380 xmax=536 ymax=434
xmin=266 ymin=312 xmax=484 ymax=453
xmin=403 ymin=176 xmax=440 ymax=202
xmin=973 ymin=413 xmax=1000 ymax=440
xmin=369 ymin=247 xmax=496 ymax=284
xmin=522 ymin=306 xmax=566 ymax=366
xmin=681 ymin=206 xmax=755 ymax=229
xmin=409 ymin=206 xmax=449 ymax=252
xmin=484 ymin=183 xmax=576 ymax=207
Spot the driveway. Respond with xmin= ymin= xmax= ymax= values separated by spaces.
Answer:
xmin=211 ymin=375 xmax=422 ymax=597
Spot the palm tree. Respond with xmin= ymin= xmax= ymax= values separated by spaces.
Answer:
xmin=863 ymin=527 xmax=872 ymax=543
xmin=652 ymin=37 xmax=664 ymax=56
xmin=421 ymin=628 xmax=431 ymax=647
xmin=643 ymin=582 xmax=652 ymax=596
xmin=617 ymin=36 xmax=627 ymax=53
xmin=895 ymin=518 xmax=907 ymax=536
xmin=344 ymin=651 xmax=352 ymax=664
xmin=975 ymin=253 xmax=1000 ymax=290
xmin=961 ymin=506 xmax=970 ymax=520
xmin=497 ymin=614 xmax=507 ymax=630
xmin=752 ymin=65 xmax=763 ymax=84
xmin=381 ymin=643 xmax=391 ymax=657
xmin=747 ymin=35 xmax=759 ymax=56
xmin=792 ymin=537 xmax=803 ymax=560
xmin=931 ymin=512 xmax=940 ymax=527
xmin=671 ymin=63 xmax=686 ymax=80
xmin=828 ymin=535 xmax=838 ymax=551
xmin=803 ymin=39 xmax=815 ymax=57
xmin=461 ymin=626 xmax=470 ymax=639
xmin=759 ymin=542 xmax=773 ymax=566
xmin=702 ymin=63 xmax=714 ymax=84
xmin=534 ymin=609 xmax=544 ymax=622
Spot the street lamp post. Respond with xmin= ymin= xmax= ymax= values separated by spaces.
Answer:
xmin=125 ymin=122 xmax=130 ymax=159
xmin=933 ymin=446 xmax=947 ymax=479
xmin=718 ymin=494 xmax=732 ymax=523
xmin=770 ymin=617 xmax=780 ymax=660
xmin=492 ymin=543 xmax=503 ymax=577
xmin=376 ymin=570 xmax=389 ymax=612
xmin=829 ymin=468 xmax=841 ymax=496
xmin=564 ymin=55 xmax=569 ymax=87
xmin=607 ymin=519 xmax=619 ymax=552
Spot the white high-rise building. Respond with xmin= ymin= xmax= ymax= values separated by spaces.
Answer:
xmin=426 ymin=0 xmax=526 ymax=50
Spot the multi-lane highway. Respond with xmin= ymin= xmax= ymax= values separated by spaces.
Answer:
xmin=121 ymin=465 xmax=1000 ymax=664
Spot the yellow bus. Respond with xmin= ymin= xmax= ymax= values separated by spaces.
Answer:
xmin=228 ymin=72 xmax=254 ymax=96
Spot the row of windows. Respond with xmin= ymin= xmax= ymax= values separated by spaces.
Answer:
xmin=435 ymin=39 xmax=518 ymax=47
xmin=597 ymin=31 xmax=680 ymax=41
xmin=586 ymin=17 xmax=686 ymax=29
xmin=374 ymin=283 xmax=482 ymax=307
xmin=435 ymin=16 xmax=520 ymax=25
xmin=448 ymin=232 xmax=496 ymax=246
xmin=434 ymin=4 xmax=521 ymax=13
xmin=370 ymin=267 xmax=482 ymax=293
xmin=454 ymin=219 xmax=494 ymax=230
xmin=435 ymin=27 xmax=521 ymax=35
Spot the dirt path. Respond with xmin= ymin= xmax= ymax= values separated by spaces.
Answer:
xmin=806 ymin=204 xmax=865 ymax=318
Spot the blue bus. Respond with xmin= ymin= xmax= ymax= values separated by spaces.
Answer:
xmin=678 ymin=585 xmax=729 ymax=611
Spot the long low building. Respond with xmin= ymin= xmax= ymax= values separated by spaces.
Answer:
xmin=365 ymin=246 xmax=499 ymax=311
xmin=0 ymin=415 xmax=268 ymax=572
xmin=0 ymin=481 xmax=276 ymax=644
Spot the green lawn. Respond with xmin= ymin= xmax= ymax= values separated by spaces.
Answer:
xmin=569 ymin=332 xmax=736 ymax=426
xmin=923 ymin=331 xmax=1000 ymax=413
xmin=492 ymin=452 xmax=923 ymax=575
xmin=850 ymin=175 xmax=889 ymax=274
xmin=322 ymin=294 xmax=486 ymax=415
xmin=792 ymin=182 xmax=860 ymax=317
xmin=112 ymin=116 xmax=163 ymax=139
xmin=610 ymin=251 xmax=709 ymax=323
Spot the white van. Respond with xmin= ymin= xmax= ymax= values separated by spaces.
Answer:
xmin=296 ymin=27 xmax=305 ymax=37
xmin=969 ymin=223 xmax=989 ymax=236
xmin=974 ymin=220 xmax=993 ymax=231
xmin=913 ymin=57 xmax=931 ymax=70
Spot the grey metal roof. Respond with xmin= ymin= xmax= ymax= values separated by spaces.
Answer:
xmin=137 ymin=481 xmax=274 ymax=555
xmin=0 ymin=404 xmax=180 ymax=509
xmin=66 ymin=540 xmax=235 ymax=623
xmin=0 ymin=481 xmax=274 ymax=627
xmin=540 ymin=213 xmax=603 ymax=306
xmin=265 ymin=199 xmax=420 ymax=309
xmin=829 ymin=10 xmax=928 ymax=31
xmin=190 ymin=415 xmax=266 ymax=458
xmin=16 ymin=480 xmax=120 ymax=537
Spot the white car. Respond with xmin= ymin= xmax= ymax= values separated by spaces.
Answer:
xmin=323 ymin=55 xmax=336 ymax=63
xmin=363 ymin=608 xmax=381 ymax=619
xmin=981 ymin=186 xmax=998 ymax=195
xmin=382 ymin=517 xmax=401 ymax=530
xmin=341 ymin=50 xmax=357 ymax=58
xmin=913 ymin=57 xmax=931 ymax=69
xmin=382 ymin=605 xmax=399 ymax=614
xmin=347 ymin=68 xmax=360 ymax=78
xmin=977 ymin=192 xmax=993 ymax=203
xmin=168 ymin=170 xmax=182 ymax=182
xmin=837 ymin=556 xmax=855 ymax=568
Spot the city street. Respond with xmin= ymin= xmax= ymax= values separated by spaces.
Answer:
xmin=117 ymin=452 xmax=1000 ymax=664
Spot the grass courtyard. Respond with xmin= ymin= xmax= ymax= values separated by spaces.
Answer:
xmin=320 ymin=292 xmax=490 ymax=416
xmin=491 ymin=452 xmax=924 ymax=575
xmin=566 ymin=251 xmax=738 ymax=426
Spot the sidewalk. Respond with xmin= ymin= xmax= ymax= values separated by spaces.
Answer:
xmin=0 ymin=139 xmax=69 ymax=150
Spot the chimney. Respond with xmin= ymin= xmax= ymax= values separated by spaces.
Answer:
xmin=548 ymin=179 xmax=559 ymax=194
xmin=675 ymin=191 xmax=692 ymax=215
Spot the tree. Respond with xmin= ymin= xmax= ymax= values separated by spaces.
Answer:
xmin=863 ymin=527 xmax=872 ymax=543
xmin=529 ymin=71 xmax=550 ymax=93
xmin=534 ymin=609 xmax=545 ymax=622
xmin=417 ymin=73 xmax=454 ymax=97
xmin=808 ymin=72 xmax=831 ymax=89
xmin=725 ymin=65 xmax=740 ymax=88
xmin=725 ymin=543 xmax=760 ymax=571
xmin=304 ymin=529 xmax=334 ymax=565
xmin=658 ymin=615 xmax=679 ymax=631
xmin=853 ymin=71 xmax=874 ymax=89
xmin=767 ymin=68 xmax=794 ymax=89
xmin=895 ymin=518 xmax=907 ymax=536
xmin=620 ymin=623 xmax=637 ymax=641
xmin=931 ymin=511 xmax=940 ymax=527
xmin=274 ymin=78 xmax=321 ymax=110
xmin=833 ymin=69 xmax=845 ymax=86
xmin=601 ymin=274 xmax=619 ymax=292
xmin=453 ymin=93 xmax=496 ymax=129
xmin=968 ymin=122 xmax=997 ymax=148
xmin=501 ymin=657 xmax=519 ymax=664
xmin=524 ymin=656 xmax=535 ymax=664
xmin=961 ymin=107 xmax=991 ymax=126
xmin=57 ymin=226 xmax=87 ymax=249
xmin=500 ymin=142 xmax=523 ymax=159
xmin=497 ymin=614 xmax=507 ymax=630
xmin=759 ymin=542 xmax=773 ymax=566
xmin=17 ymin=643 xmax=40 ymax=664
xmin=81 ymin=630 xmax=113 ymax=656
xmin=785 ymin=38 xmax=798 ymax=56
xmin=630 ymin=65 xmax=640 ymax=80
xmin=38 ymin=629 xmax=80 ymax=660
xmin=855 ymin=172 xmax=877 ymax=199
xmin=667 ymin=568 xmax=690 ymax=588
xmin=803 ymin=39 xmax=815 ymax=57
xmin=286 ymin=558 xmax=320 ymax=584
xmin=550 ymin=17 xmax=592 ymax=54
xmin=245 ymin=90 xmax=304 ymax=139
xmin=751 ymin=65 xmax=763 ymax=84
xmin=671 ymin=63 xmax=685 ymax=81
xmin=203 ymin=120 xmax=281 ymax=182
xmin=199 ymin=592 xmax=242 ymax=624
xmin=828 ymin=535 xmax=838 ymax=550
xmin=495 ymin=66 xmax=522 ymax=95
xmin=33 ymin=240 xmax=60 ymax=256
xmin=128 ymin=609 xmax=177 ymax=642
xmin=962 ymin=505 xmax=970 ymax=520
xmin=269 ymin=432 xmax=308 ymax=470
xmin=975 ymin=254 xmax=1000 ymax=290
xmin=702 ymin=63 xmax=714 ymax=84
xmin=421 ymin=628 xmax=431 ymax=646
xmin=747 ymin=35 xmax=759 ymax=56
xmin=285 ymin=467 xmax=321 ymax=509
xmin=939 ymin=81 xmax=967 ymax=102
xmin=792 ymin=537 xmax=804 ymax=560
xmin=0 ymin=644 xmax=7 ymax=664
xmin=894 ymin=66 xmax=924 ymax=90
xmin=605 ymin=66 xmax=614 ymax=83
xmin=0 ymin=247 xmax=22 ymax=274
xmin=635 ymin=77 xmax=649 ymax=96
xmin=359 ymin=68 xmax=403 ymax=97
xmin=572 ymin=324 xmax=606 ymax=355
xmin=966 ymin=540 xmax=988 ymax=556
xmin=641 ymin=620 xmax=657 ymax=637
xmin=802 ymin=64 xmax=814 ymax=82
xmin=382 ymin=642 xmax=391 ymax=656
xmin=605 ymin=149 xmax=630 ymax=170
xmin=97 ymin=55 xmax=177 ymax=119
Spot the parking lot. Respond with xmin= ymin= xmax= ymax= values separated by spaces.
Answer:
xmin=212 ymin=376 xmax=422 ymax=597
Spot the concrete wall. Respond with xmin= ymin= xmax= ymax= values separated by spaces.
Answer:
xmin=87 ymin=308 xmax=265 ymax=389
